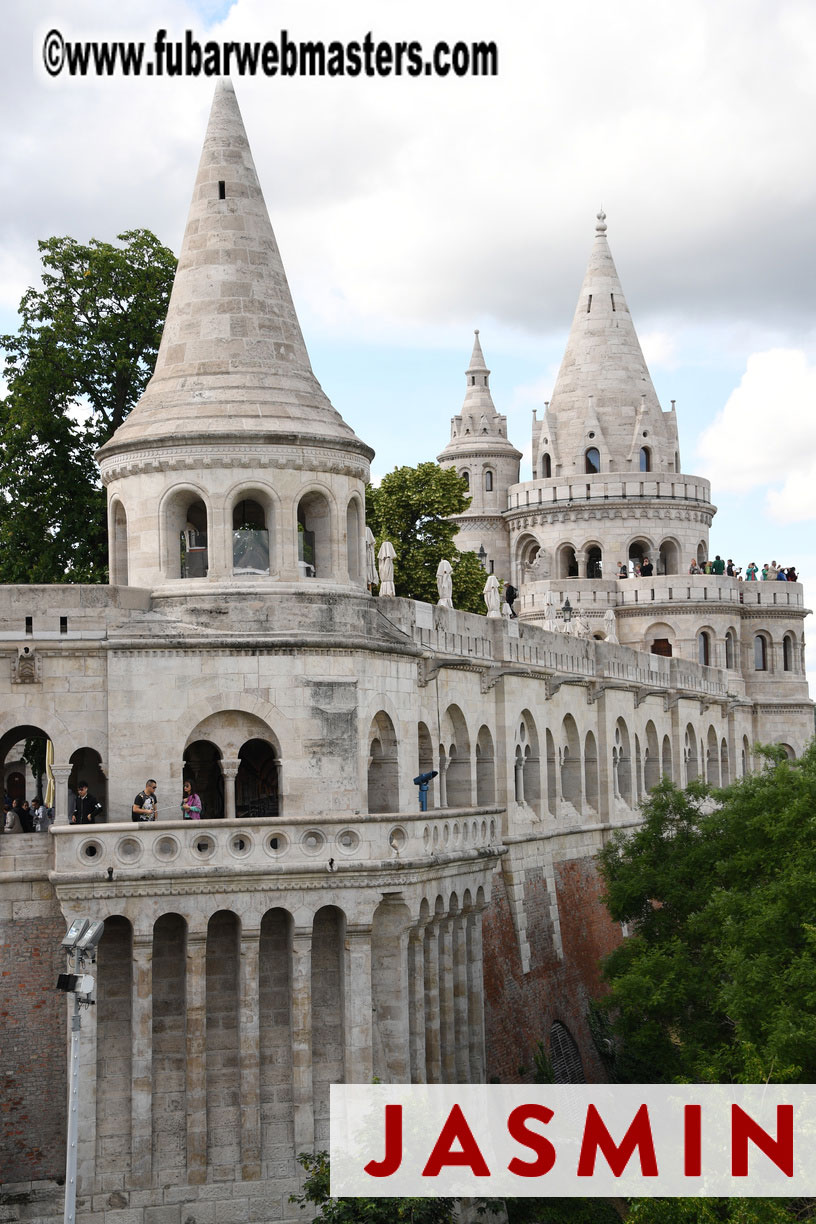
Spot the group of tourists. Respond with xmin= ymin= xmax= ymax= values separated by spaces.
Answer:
xmin=688 ymin=556 xmax=798 ymax=582
xmin=618 ymin=557 xmax=655 ymax=578
xmin=2 ymin=796 xmax=51 ymax=834
xmin=1 ymin=778 xmax=204 ymax=832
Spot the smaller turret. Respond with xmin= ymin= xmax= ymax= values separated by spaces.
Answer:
xmin=437 ymin=332 xmax=521 ymax=578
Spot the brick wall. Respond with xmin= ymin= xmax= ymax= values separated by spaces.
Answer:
xmin=482 ymin=855 xmax=621 ymax=1084
xmin=0 ymin=900 xmax=67 ymax=1183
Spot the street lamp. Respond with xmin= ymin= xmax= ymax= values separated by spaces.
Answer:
xmin=562 ymin=598 xmax=573 ymax=625
xmin=56 ymin=917 xmax=104 ymax=1224
xmin=477 ymin=544 xmax=487 ymax=570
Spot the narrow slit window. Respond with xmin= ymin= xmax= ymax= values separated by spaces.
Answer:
xmin=25 ymin=616 xmax=33 ymax=635
xmin=587 ymin=294 xmax=592 ymax=313
xmin=60 ymin=616 xmax=68 ymax=635
xmin=218 ymin=180 xmax=226 ymax=200
xmin=610 ymin=293 xmax=616 ymax=311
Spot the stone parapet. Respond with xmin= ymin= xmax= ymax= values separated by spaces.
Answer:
xmin=507 ymin=471 xmax=712 ymax=510
xmin=49 ymin=807 xmax=504 ymax=884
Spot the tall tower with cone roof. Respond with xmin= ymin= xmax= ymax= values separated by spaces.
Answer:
xmin=98 ymin=79 xmax=373 ymax=593
xmin=507 ymin=211 xmax=714 ymax=592
xmin=437 ymin=330 xmax=521 ymax=580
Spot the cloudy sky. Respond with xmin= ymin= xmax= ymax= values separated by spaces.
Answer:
xmin=3 ymin=0 xmax=816 ymax=692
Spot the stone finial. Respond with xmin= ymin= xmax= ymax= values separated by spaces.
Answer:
xmin=596 ymin=208 xmax=607 ymax=235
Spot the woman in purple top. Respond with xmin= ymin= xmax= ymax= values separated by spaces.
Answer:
xmin=181 ymin=779 xmax=202 ymax=820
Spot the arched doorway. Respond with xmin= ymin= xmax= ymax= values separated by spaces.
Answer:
xmin=236 ymin=738 xmax=280 ymax=819
xmin=183 ymin=740 xmax=224 ymax=819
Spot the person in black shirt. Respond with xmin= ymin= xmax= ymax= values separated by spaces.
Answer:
xmin=72 ymin=781 xmax=103 ymax=825
xmin=504 ymin=582 xmax=518 ymax=618
xmin=641 ymin=556 xmax=654 ymax=577
xmin=132 ymin=779 xmax=158 ymax=822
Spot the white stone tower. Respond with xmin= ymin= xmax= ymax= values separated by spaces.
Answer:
xmin=437 ymin=330 xmax=521 ymax=580
xmin=97 ymin=80 xmax=374 ymax=593
xmin=509 ymin=210 xmax=713 ymax=586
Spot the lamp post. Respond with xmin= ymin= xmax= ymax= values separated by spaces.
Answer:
xmin=562 ymin=598 xmax=573 ymax=625
xmin=57 ymin=918 xmax=105 ymax=1224
xmin=477 ymin=544 xmax=487 ymax=571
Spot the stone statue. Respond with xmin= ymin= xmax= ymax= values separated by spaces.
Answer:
xmin=574 ymin=613 xmax=591 ymax=639
xmin=365 ymin=527 xmax=379 ymax=590
xmin=377 ymin=541 xmax=396 ymax=597
xmin=543 ymin=590 xmax=557 ymax=631
xmin=436 ymin=559 xmax=453 ymax=608
xmin=604 ymin=608 xmax=619 ymax=644
xmin=483 ymin=573 xmax=501 ymax=618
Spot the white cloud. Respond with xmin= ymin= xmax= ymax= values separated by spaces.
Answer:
xmin=697 ymin=349 xmax=816 ymax=521
xmin=640 ymin=331 xmax=676 ymax=368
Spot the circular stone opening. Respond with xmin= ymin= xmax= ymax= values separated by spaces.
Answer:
xmin=301 ymin=830 xmax=325 ymax=856
xmin=336 ymin=829 xmax=360 ymax=855
xmin=228 ymin=833 xmax=253 ymax=858
xmin=191 ymin=834 xmax=216 ymax=859
xmin=155 ymin=836 xmax=180 ymax=861
xmin=116 ymin=837 xmax=142 ymax=864
xmin=80 ymin=840 xmax=103 ymax=863
xmin=264 ymin=831 xmax=289 ymax=857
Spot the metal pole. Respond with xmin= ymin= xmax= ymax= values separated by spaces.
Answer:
xmin=63 ymin=996 xmax=81 ymax=1224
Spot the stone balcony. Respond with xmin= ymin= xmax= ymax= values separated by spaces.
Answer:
xmin=48 ymin=807 xmax=504 ymax=885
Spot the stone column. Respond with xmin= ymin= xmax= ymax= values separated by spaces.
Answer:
xmin=51 ymin=764 xmax=73 ymax=825
xmin=221 ymin=758 xmax=240 ymax=820
xmin=131 ymin=933 xmax=153 ymax=1187
xmin=407 ymin=926 xmax=426 ymax=1084
xmin=466 ymin=911 xmax=487 ymax=1082
xmin=344 ymin=925 xmax=374 ymax=1085
xmin=438 ymin=757 xmax=448 ymax=808
xmin=185 ymin=929 xmax=208 ymax=1184
xmin=239 ymin=925 xmax=262 ymax=1180
xmin=291 ymin=929 xmax=314 ymax=1152
xmin=437 ymin=918 xmax=455 ymax=1083
xmin=452 ymin=915 xmax=469 ymax=1082
xmin=423 ymin=920 xmax=442 ymax=1084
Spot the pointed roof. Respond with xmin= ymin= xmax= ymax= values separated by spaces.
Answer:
xmin=548 ymin=211 xmax=661 ymax=420
xmin=99 ymin=79 xmax=372 ymax=461
xmin=437 ymin=331 xmax=521 ymax=463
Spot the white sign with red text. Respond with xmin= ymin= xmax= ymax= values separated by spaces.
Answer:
xmin=330 ymin=1084 xmax=816 ymax=1197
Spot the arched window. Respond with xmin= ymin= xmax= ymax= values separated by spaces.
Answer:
xmin=232 ymin=498 xmax=269 ymax=574
xmin=542 ymin=453 xmax=552 ymax=478
xmin=698 ymin=631 xmax=711 ymax=667
xmin=725 ymin=629 xmax=737 ymax=670
xmin=585 ymin=447 xmax=601 ymax=474
xmin=110 ymin=500 xmax=128 ymax=586
xmin=484 ymin=470 xmax=493 ymax=492
xmin=550 ymin=1021 xmax=586 ymax=1084
xmin=783 ymin=634 xmax=794 ymax=672
xmin=461 ymin=470 xmax=470 ymax=490
xmin=586 ymin=546 xmax=602 ymax=578
xmin=754 ymin=635 xmax=768 ymax=671
xmin=639 ymin=447 xmax=651 ymax=472
xmin=296 ymin=491 xmax=332 ymax=579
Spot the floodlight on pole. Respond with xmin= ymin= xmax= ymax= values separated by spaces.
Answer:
xmin=57 ymin=917 xmax=104 ymax=1224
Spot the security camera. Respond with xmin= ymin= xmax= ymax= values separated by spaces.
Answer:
xmin=56 ymin=972 xmax=96 ymax=997
xmin=61 ymin=919 xmax=90 ymax=951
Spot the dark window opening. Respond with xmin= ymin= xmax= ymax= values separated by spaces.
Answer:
xmin=610 ymin=293 xmax=616 ymax=311
xmin=542 ymin=453 xmax=552 ymax=478
xmin=585 ymin=447 xmax=601 ymax=474
xmin=640 ymin=446 xmax=651 ymax=472
xmin=587 ymin=294 xmax=592 ymax=313
xmin=651 ymin=638 xmax=672 ymax=658
xmin=25 ymin=616 xmax=32 ymax=635
xmin=218 ymin=180 xmax=226 ymax=199
xmin=60 ymin=616 xmax=68 ymax=635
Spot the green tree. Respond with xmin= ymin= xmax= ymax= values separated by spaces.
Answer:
xmin=597 ymin=746 xmax=816 ymax=1086
xmin=0 ymin=230 xmax=176 ymax=583
xmin=365 ymin=462 xmax=487 ymax=613
xmin=290 ymin=1150 xmax=456 ymax=1224
xmin=596 ymin=747 xmax=816 ymax=1224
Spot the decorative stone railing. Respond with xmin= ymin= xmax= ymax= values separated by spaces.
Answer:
xmin=507 ymin=473 xmax=712 ymax=510
xmin=49 ymin=807 xmax=504 ymax=879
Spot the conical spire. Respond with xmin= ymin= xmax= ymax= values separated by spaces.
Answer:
xmin=537 ymin=211 xmax=683 ymax=476
xmin=437 ymin=331 xmax=521 ymax=463
xmin=100 ymin=79 xmax=371 ymax=458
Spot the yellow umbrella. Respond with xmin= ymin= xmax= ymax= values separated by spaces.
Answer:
xmin=45 ymin=739 xmax=55 ymax=809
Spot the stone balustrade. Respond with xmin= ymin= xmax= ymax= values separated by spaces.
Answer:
xmin=507 ymin=472 xmax=712 ymax=509
xmin=49 ymin=807 xmax=503 ymax=879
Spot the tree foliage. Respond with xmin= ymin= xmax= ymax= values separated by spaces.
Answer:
xmin=597 ymin=745 xmax=816 ymax=1084
xmin=0 ymin=230 xmax=176 ymax=583
xmin=290 ymin=1151 xmax=455 ymax=1224
xmin=365 ymin=462 xmax=487 ymax=613
xmin=596 ymin=746 xmax=816 ymax=1224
